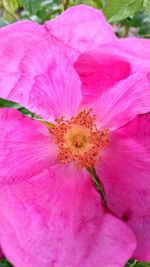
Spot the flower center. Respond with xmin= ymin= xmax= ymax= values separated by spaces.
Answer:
xmin=72 ymin=134 xmax=85 ymax=148
xmin=50 ymin=110 xmax=109 ymax=168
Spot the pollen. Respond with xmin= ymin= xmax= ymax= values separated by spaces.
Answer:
xmin=50 ymin=110 xmax=109 ymax=168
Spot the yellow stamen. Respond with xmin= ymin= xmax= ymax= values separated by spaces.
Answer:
xmin=50 ymin=110 xmax=109 ymax=168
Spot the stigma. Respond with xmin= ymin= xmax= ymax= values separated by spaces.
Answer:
xmin=50 ymin=110 xmax=109 ymax=168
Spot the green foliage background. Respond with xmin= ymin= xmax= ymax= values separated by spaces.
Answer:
xmin=0 ymin=0 xmax=150 ymax=266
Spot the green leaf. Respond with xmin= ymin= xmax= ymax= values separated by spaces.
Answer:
xmin=0 ymin=258 xmax=12 ymax=267
xmin=0 ymin=98 xmax=38 ymax=117
xmin=2 ymin=0 xmax=19 ymax=13
xmin=19 ymin=0 xmax=41 ymax=14
xmin=103 ymin=0 xmax=143 ymax=23
xmin=0 ymin=0 xmax=3 ymax=8
xmin=0 ymin=98 xmax=21 ymax=108
xmin=125 ymin=259 xmax=150 ymax=266
xmin=143 ymin=0 xmax=150 ymax=17
xmin=18 ymin=107 xmax=36 ymax=117
xmin=72 ymin=0 xmax=103 ymax=8
xmin=3 ymin=10 xmax=15 ymax=21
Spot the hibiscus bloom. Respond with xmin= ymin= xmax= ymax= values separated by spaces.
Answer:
xmin=0 ymin=4 xmax=149 ymax=267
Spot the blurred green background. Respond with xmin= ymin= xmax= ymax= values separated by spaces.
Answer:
xmin=0 ymin=0 xmax=150 ymax=266
xmin=0 ymin=0 xmax=150 ymax=38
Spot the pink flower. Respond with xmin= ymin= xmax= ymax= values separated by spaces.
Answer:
xmin=0 ymin=4 xmax=149 ymax=267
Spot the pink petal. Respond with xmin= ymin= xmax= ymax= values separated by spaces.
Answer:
xmin=0 ymin=108 xmax=57 ymax=185
xmin=0 ymin=20 xmax=47 ymax=99
xmin=7 ymin=42 xmax=82 ymax=122
xmin=115 ymin=38 xmax=150 ymax=73
xmin=44 ymin=5 xmax=116 ymax=53
xmin=117 ymin=38 xmax=150 ymax=60
xmin=89 ymin=39 xmax=150 ymax=73
xmin=74 ymin=51 xmax=131 ymax=102
xmin=129 ymin=216 xmax=150 ymax=261
xmin=90 ymin=73 xmax=150 ymax=130
xmin=0 ymin=166 xmax=136 ymax=267
xmin=97 ymin=114 xmax=150 ymax=260
xmin=119 ymin=113 xmax=150 ymax=151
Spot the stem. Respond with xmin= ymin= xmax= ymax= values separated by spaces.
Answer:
xmin=62 ymin=0 xmax=70 ymax=10
xmin=124 ymin=25 xmax=129 ymax=37
xmin=87 ymin=167 xmax=106 ymax=205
